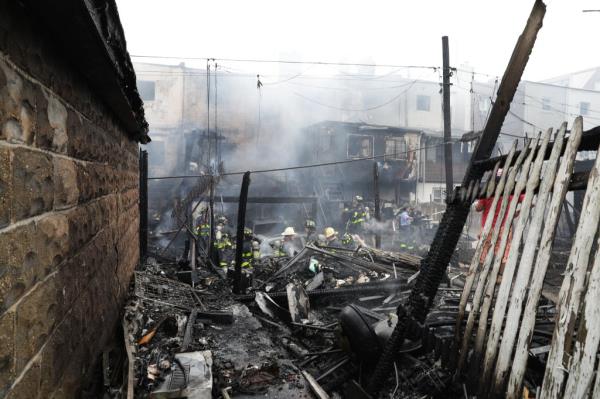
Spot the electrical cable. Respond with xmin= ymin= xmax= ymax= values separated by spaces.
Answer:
xmin=293 ymin=81 xmax=417 ymax=112
xmin=131 ymin=54 xmax=439 ymax=70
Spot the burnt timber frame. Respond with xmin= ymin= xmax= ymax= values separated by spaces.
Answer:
xmin=367 ymin=0 xmax=548 ymax=393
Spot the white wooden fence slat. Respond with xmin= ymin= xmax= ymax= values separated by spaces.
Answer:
xmin=504 ymin=123 xmax=573 ymax=398
xmin=479 ymin=127 xmax=557 ymax=394
xmin=471 ymin=133 xmax=542 ymax=382
xmin=457 ymin=141 xmax=527 ymax=374
xmin=540 ymin=117 xmax=600 ymax=399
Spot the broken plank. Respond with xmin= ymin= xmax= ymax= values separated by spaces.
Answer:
xmin=302 ymin=370 xmax=331 ymax=399
xmin=563 ymin=238 xmax=600 ymax=398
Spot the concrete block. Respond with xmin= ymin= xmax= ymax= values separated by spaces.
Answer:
xmin=0 ymin=311 xmax=15 ymax=397
xmin=5 ymin=357 xmax=40 ymax=399
xmin=53 ymin=157 xmax=78 ymax=209
xmin=11 ymin=147 xmax=53 ymax=221
xmin=0 ymin=62 xmax=37 ymax=146
xmin=0 ymin=146 xmax=10 ymax=228
xmin=35 ymin=213 xmax=69 ymax=273
xmin=34 ymin=86 xmax=53 ymax=150
xmin=39 ymin=311 xmax=78 ymax=397
xmin=46 ymin=94 xmax=67 ymax=154
xmin=0 ymin=214 xmax=68 ymax=312
xmin=65 ymin=109 xmax=83 ymax=159
xmin=0 ymin=222 xmax=36 ymax=312
xmin=14 ymin=275 xmax=62 ymax=371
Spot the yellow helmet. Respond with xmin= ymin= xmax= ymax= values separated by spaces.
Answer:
xmin=324 ymin=227 xmax=337 ymax=239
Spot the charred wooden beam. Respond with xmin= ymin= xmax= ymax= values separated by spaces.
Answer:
xmin=233 ymin=172 xmax=251 ymax=295
xmin=373 ymin=162 xmax=381 ymax=249
xmin=474 ymin=125 xmax=600 ymax=173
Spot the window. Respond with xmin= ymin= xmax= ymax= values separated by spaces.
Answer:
xmin=347 ymin=134 xmax=373 ymax=159
xmin=580 ymin=102 xmax=590 ymax=115
xmin=432 ymin=186 xmax=446 ymax=203
xmin=542 ymin=97 xmax=551 ymax=111
xmin=137 ymin=80 xmax=156 ymax=101
xmin=416 ymin=95 xmax=431 ymax=111
xmin=426 ymin=142 xmax=443 ymax=162
xmin=385 ymin=137 xmax=407 ymax=160
xmin=323 ymin=183 xmax=343 ymax=200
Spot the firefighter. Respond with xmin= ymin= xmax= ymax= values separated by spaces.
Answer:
xmin=341 ymin=232 xmax=357 ymax=249
xmin=324 ymin=227 xmax=340 ymax=247
xmin=397 ymin=207 xmax=414 ymax=252
xmin=239 ymin=227 xmax=255 ymax=270
xmin=271 ymin=239 xmax=287 ymax=257
xmin=195 ymin=209 xmax=211 ymax=250
xmin=281 ymin=227 xmax=298 ymax=257
xmin=347 ymin=195 xmax=367 ymax=234
xmin=215 ymin=224 xmax=233 ymax=271
xmin=252 ymin=240 xmax=261 ymax=260
xmin=304 ymin=219 xmax=317 ymax=242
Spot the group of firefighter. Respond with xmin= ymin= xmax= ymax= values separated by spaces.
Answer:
xmin=194 ymin=195 xmax=424 ymax=274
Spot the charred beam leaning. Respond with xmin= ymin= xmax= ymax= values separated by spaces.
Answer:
xmin=442 ymin=36 xmax=453 ymax=200
xmin=373 ymin=162 xmax=381 ymax=249
xmin=366 ymin=1 xmax=546 ymax=394
xmin=233 ymin=171 xmax=251 ymax=294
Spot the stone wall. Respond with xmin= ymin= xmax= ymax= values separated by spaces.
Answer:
xmin=0 ymin=4 xmax=140 ymax=398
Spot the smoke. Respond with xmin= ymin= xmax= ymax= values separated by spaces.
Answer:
xmin=138 ymin=59 xmax=445 ymax=245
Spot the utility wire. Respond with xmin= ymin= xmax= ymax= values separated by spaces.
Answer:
xmin=131 ymin=54 xmax=439 ymax=70
xmin=293 ymin=81 xmax=417 ymax=112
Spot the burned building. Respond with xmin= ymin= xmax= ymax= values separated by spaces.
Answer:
xmin=303 ymin=121 xmax=471 ymax=223
xmin=0 ymin=1 xmax=147 ymax=397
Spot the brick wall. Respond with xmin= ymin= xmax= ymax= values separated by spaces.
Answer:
xmin=0 ymin=5 xmax=140 ymax=398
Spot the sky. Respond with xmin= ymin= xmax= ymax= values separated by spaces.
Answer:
xmin=116 ymin=0 xmax=600 ymax=82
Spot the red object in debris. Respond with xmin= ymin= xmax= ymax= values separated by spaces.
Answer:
xmin=476 ymin=194 xmax=525 ymax=229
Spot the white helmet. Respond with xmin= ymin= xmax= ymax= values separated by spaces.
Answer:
xmin=281 ymin=227 xmax=297 ymax=236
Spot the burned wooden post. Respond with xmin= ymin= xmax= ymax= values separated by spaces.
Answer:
xmin=366 ymin=1 xmax=546 ymax=394
xmin=233 ymin=171 xmax=251 ymax=295
xmin=373 ymin=162 xmax=381 ymax=249
xmin=139 ymin=149 xmax=148 ymax=261
xmin=209 ymin=175 xmax=217 ymax=265
xmin=442 ymin=36 xmax=453 ymax=199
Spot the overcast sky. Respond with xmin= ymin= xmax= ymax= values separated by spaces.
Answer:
xmin=117 ymin=0 xmax=600 ymax=82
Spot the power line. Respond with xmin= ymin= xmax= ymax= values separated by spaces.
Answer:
xmin=131 ymin=54 xmax=439 ymax=70
xmin=293 ymin=81 xmax=417 ymax=112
